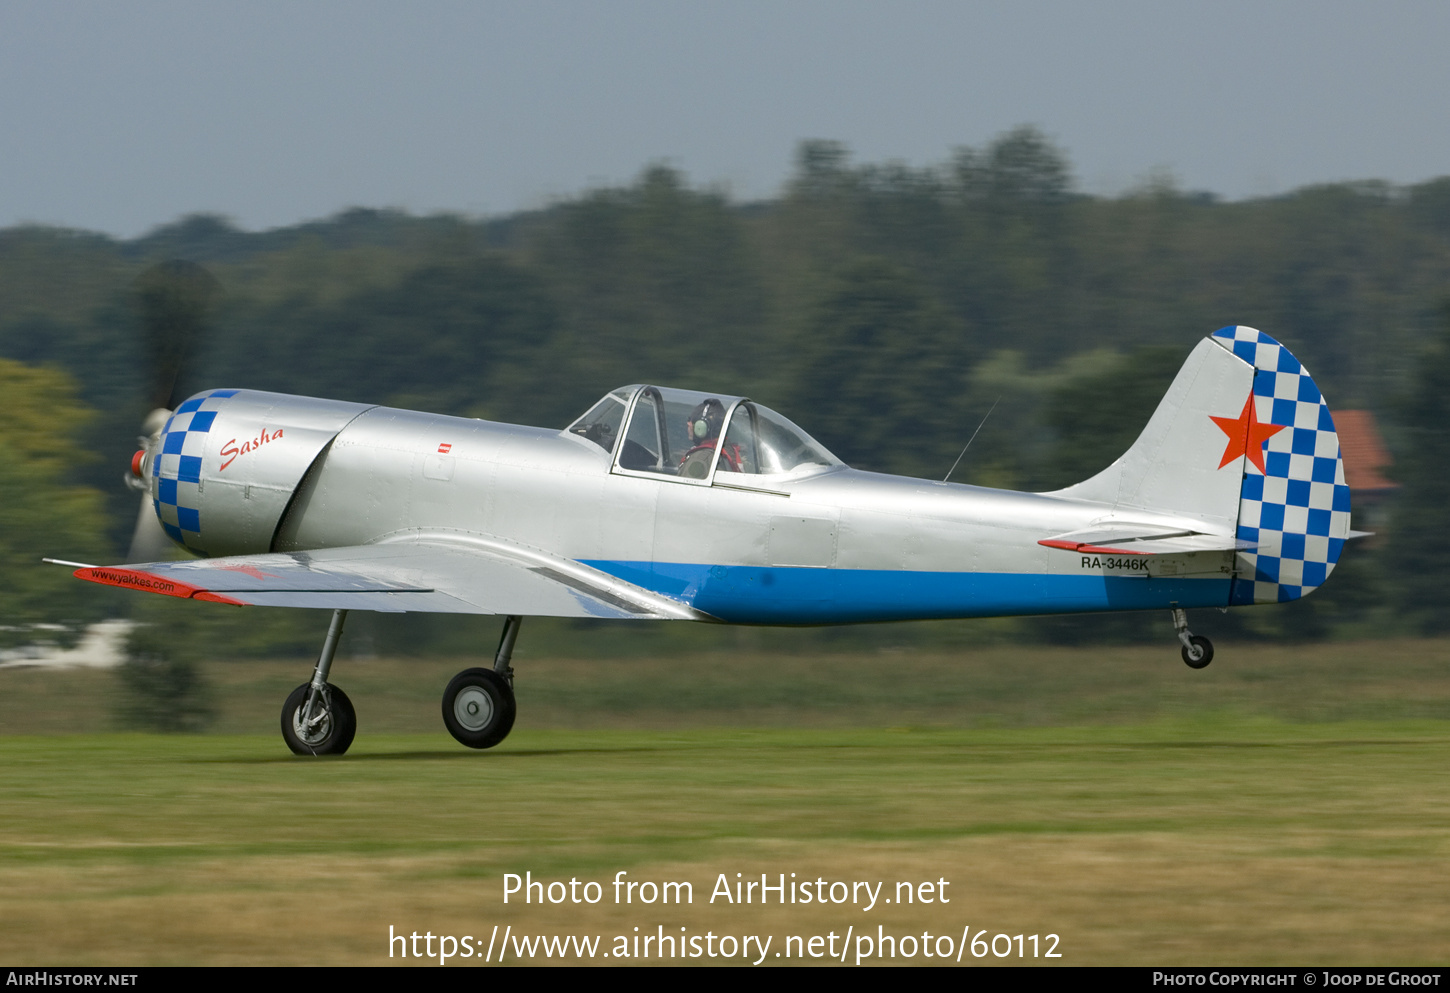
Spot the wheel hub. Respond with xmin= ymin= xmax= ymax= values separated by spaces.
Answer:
xmin=293 ymin=695 xmax=332 ymax=745
xmin=454 ymin=687 xmax=494 ymax=731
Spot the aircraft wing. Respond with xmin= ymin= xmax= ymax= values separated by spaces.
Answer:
xmin=1038 ymin=523 xmax=1255 ymax=556
xmin=71 ymin=533 xmax=711 ymax=621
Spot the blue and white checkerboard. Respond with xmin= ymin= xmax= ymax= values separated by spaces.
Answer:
xmin=151 ymin=389 xmax=239 ymax=552
xmin=1210 ymin=327 xmax=1351 ymax=605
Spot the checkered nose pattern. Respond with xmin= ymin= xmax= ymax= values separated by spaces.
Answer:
xmin=1210 ymin=327 xmax=1352 ymax=605
xmin=151 ymin=389 xmax=240 ymax=552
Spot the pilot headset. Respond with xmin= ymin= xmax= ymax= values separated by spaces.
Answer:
xmin=688 ymin=400 xmax=724 ymax=443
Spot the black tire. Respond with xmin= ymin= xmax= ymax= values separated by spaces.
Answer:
xmin=442 ymin=667 xmax=516 ymax=749
xmin=281 ymin=682 xmax=357 ymax=755
xmin=1181 ymin=635 xmax=1214 ymax=669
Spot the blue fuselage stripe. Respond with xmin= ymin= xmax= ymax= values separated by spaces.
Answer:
xmin=581 ymin=561 xmax=1230 ymax=625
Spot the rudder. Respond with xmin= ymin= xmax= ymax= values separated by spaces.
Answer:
xmin=1209 ymin=326 xmax=1352 ymax=604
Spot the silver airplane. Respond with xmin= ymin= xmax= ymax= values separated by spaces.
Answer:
xmin=60 ymin=326 xmax=1356 ymax=755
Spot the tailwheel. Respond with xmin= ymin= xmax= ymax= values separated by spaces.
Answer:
xmin=442 ymin=668 xmax=516 ymax=749
xmin=1170 ymin=608 xmax=1213 ymax=669
xmin=281 ymin=682 xmax=356 ymax=755
xmin=1180 ymin=635 xmax=1214 ymax=669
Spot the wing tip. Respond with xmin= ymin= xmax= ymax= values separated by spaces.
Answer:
xmin=74 ymin=566 xmax=247 ymax=606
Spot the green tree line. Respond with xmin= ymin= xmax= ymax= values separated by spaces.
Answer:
xmin=3 ymin=127 xmax=1450 ymax=653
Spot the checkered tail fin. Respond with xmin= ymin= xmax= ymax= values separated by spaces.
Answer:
xmin=1209 ymin=326 xmax=1353 ymax=604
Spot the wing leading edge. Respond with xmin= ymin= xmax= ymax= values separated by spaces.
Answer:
xmin=74 ymin=532 xmax=712 ymax=621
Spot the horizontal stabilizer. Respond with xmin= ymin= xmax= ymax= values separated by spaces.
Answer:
xmin=1039 ymin=524 xmax=1254 ymax=556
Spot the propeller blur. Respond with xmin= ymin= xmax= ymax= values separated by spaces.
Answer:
xmin=123 ymin=262 xmax=219 ymax=564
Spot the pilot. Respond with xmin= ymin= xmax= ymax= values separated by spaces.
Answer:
xmin=679 ymin=398 xmax=741 ymax=478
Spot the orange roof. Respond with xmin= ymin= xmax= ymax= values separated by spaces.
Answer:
xmin=1334 ymin=409 xmax=1398 ymax=491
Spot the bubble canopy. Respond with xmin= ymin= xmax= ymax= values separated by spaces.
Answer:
xmin=566 ymin=385 xmax=842 ymax=484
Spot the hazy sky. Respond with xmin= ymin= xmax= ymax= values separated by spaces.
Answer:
xmin=4 ymin=1 xmax=1449 ymax=237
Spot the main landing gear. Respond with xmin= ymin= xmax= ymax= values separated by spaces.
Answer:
xmin=281 ymin=611 xmax=524 ymax=755
xmin=281 ymin=608 xmax=357 ymax=755
xmin=1170 ymin=608 xmax=1213 ymax=669
xmin=441 ymin=615 xmax=520 ymax=749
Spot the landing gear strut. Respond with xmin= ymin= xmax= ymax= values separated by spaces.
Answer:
xmin=1171 ymin=608 xmax=1213 ymax=669
xmin=441 ymin=615 xmax=520 ymax=749
xmin=281 ymin=608 xmax=357 ymax=755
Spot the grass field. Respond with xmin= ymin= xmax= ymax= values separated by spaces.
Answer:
xmin=2 ymin=639 xmax=1449 ymax=966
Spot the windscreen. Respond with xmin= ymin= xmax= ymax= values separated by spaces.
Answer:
xmin=565 ymin=388 xmax=634 ymax=454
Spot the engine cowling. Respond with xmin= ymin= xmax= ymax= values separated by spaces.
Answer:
xmin=144 ymin=389 xmax=374 ymax=558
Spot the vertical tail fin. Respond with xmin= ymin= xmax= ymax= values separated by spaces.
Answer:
xmin=1050 ymin=326 xmax=1352 ymax=603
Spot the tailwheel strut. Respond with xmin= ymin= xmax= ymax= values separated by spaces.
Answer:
xmin=1171 ymin=608 xmax=1213 ymax=669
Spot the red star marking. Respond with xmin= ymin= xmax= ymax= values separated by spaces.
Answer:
xmin=1210 ymin=393 xmax=1286 ymax=474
